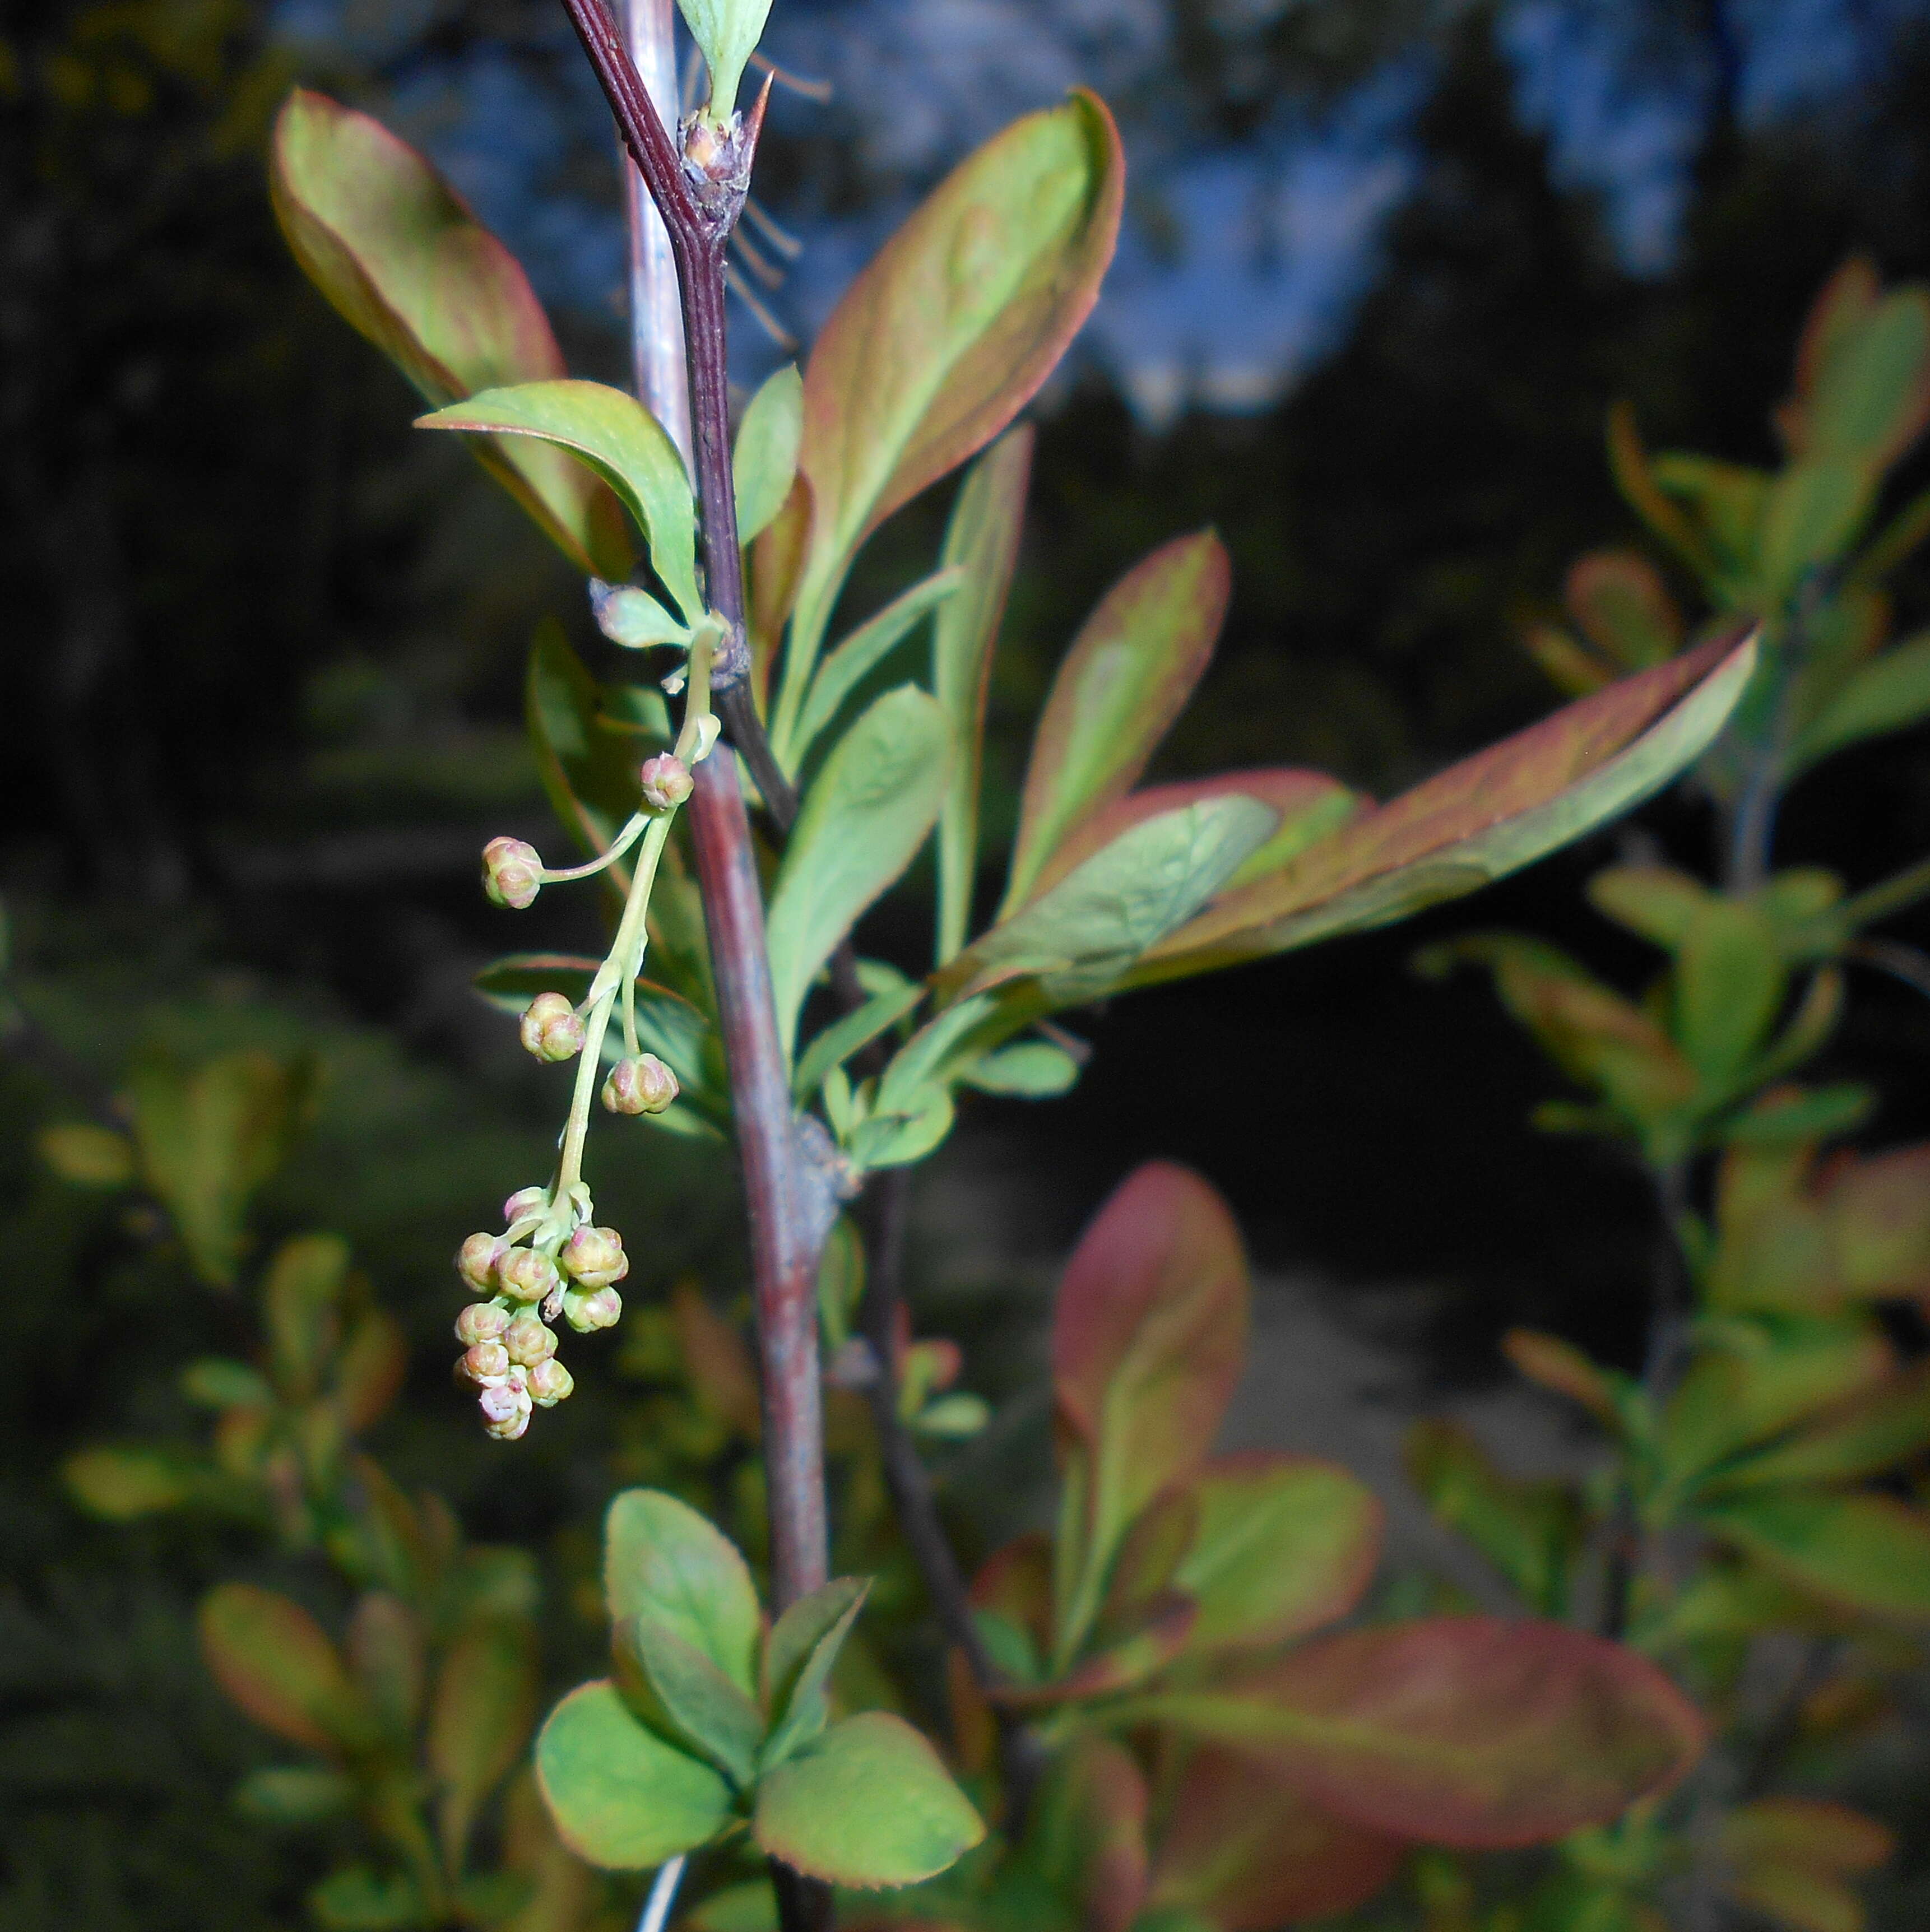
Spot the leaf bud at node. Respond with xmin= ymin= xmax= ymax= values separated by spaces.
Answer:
xmin=498 ymin=1247 xmax=560 ymax=1306
xmin=505 ymin=1313 xmax=559 ymax=1367
xmin=528 ymin=1358 xmax=575 ymax=1407
xmin=564 ymin=1285 xmax=623 ymax=1334
xmin=479 ymin=1382 xmax=530 ymax=1439
xmin=603 ymin=1053 xmax=680 ymax=1116
xmin=502 ymin=1185 xmax=548 ymax=1227
xmin=482 ymin=837 xmax=543 ymax=910
xmin=639 ymin=753 xmax=694 ymax=812
xmin=456 ymin=1232 xmax=507 ymax=1292
xmin=560 ymin=1225 xmax=628 ymax=1287
xmin=519 ymin=992 xmax=585 ymax=1062
xmin=460 ymin=1341 xmax=512 ymax=1387
xmin=455 ymin=1302 xmax=511 ymax=1348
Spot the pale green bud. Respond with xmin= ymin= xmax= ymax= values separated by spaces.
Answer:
xmin=460 ymin=1341 xmax=511 ymax=1387
xmin=479 ymin=1381 xmax=530 ymax=1439
xmin=519 ymin=992 xmax=584 ymax=1062
xmin=639 ymin=753 xmax=694 ymax=812
xmin=455 ymin=1302 xmax=510 ymax=1348
xmin=482 ymin=837 xmax=543 ymax=911
xmin=603 ymin=1053 xmax=679 ymax=1116
xmin=564 ymin=1285 xmax=623 ymax=1334
xmin=503 ymin=1186 xmax=548 ymax=1226
xmin=505 ymin=1314 xmax=558 ymax=1367
xmin=498 ymin=1248 xmax=560 ymax=1306
xmin=560 ymin=1225 xmax=628 ymax=1288
xmin=528 ymin=1358 xmax=576 ymax=1407
xmin=456 ymin=1232 xmax=505 ymax=1292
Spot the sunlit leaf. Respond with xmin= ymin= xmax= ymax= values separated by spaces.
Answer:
xmin=270 ymin=90 xmax=629 ymax=578
xmin=792 ymin=92 xmax=1123 ymax=663
xmin=616 ymin=1615 xmax=764 ymax=1786
xmin=199 ymin=1583 xmax=373 ymax=1756
xmin=1004 ymin=533 xmax=1229 ymax=912
xmin=761 ymin=1579 xmax=869 ymax=1767
xmin=420 ymin=381 xmax=699 ymax=620
xmin=602 ymin=1490 xmax=761 ymax=1694
xmin=735 ymin=363 xmax=804 ymax=545
xmin=535 ymin=1680 xmax=733 ymax=1869
xmin=752 ymin=1712 xmax=985 ymax=1887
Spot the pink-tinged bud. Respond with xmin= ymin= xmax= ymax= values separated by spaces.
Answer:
xmin=460 ymin=1341 xmax=511 ymax=1387
xmin=603 ymin=1053 xmax=679 ymax=1116
xmin=456 ymin=1232 xmax=506 ymax=1292
xmin=455 ymin=1302 xmax=510 ymax=1348
xmin=564 ymin=1285 xmax=623 ymax=1334
xmin=498 ymin=1248 xmax=560 ymax=1306
xmin=560 ymin=1225 xmax=628 ymax=1287
xmin=502 ymin=1185 xmax=548 ymax=1227
xmin=505 ymin=1313 xmax=558 ymax=1367
xmin=519 ymin=991 xmax=585 ymax=1062
xmin=528 ymin=1358 xmax=576 ymax=1406
xmin=479 ymin=1382 xmax=530 ymax=1438
xmin=639 ymin=754 xmax=694 ymax=812
xmin=482 ymin=837 xmax=543 ymax=911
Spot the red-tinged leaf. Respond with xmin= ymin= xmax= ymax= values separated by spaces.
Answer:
xmin=1147 ymin=1744 xmax=1405 ymax=1931
xmin=336 ymin=1311 xmax=407 ymax=1435
xmin=1701 ymin=1358 xmax=1930 ymax=1490
xmin=1783 ymin=259 xmax=1883 ymax=453
xmin=199 ymin=1583 xmax=373 ymax=1756
xmin=1138 ymin=633 xmax=1756 ymax=979
xmin=1501 ymin=1330 xmax=1628 ymax=1432
xmin=269 ymin=90 xmax=629 ymax=578
xmin=998 ymin=1594 xmax=1196 ymax=1709
xmin=1722 ymin=1797 xmax=1893 ymax=1877
xmin=1051 ymin=1164 xmax=1249 ymax=1660
xmin=792 ymin=92 xmax=1122 ymax=658
xmin=430 ymin=1614 xmax=539 ymax=1873
xmin=1027 ymin=769 xmax=1363 ymax=905
xmin=1121 ymin=1618 xmax=1706 ymax=1848
xmin=1828 ymin=1144 xmax=1930 ymax=1299
xmin=1004 ymin=534 xmax=1230 ymax=912
xmin=1170 ymin=1453 xmax=1382 ymax=1654
xmin=1564 ymin=550 xmax=1683 ymax=673
xmin=1023 ymin=1735 xmax=1149 ymax=1932
xmin=1696 ymin=1489 xmax=1930 ymax=1620
xmin=1609 ymin=400 xmax=1716 ymax=577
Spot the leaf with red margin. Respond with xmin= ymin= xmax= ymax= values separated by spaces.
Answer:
xmin=1170 ymin=1453 xmax=1383 ymax=1655
xmin=1051 ymin=1164 xmax=1248 ymax=1661
xmin=270 ymin=90 xmax=629 ymax=578
xmin=971 ymin=1533 xmax=1053 ymax=1685
xmin=995 ymin=1595 xmax=1197 ymax=1710
xmin=1003 ymin=533 xmax=1230 ymax=912
xmin=794 ymin=92 xmax=1123 ymax=655
xmin=199 ymin=1583 xmax=374 ymax=1757
xmin=1147 ymin=1744 xmax=1406 ymax=1931
xmin=1134 ymin=633 xmax=1757 ymax=980
xmin=1020 ymin=1734 xmax=1149 ymax=1932
xmin=1119 ymin=1618 xmax=1706 ymax=1847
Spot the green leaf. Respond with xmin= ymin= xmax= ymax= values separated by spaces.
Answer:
xmin=263 ymin=1232 xmax=352 ymax=1404
xmin=602 ymin=1490 xmax=762 ymax=1694
xmin=348 ymin=1592 xmax=425 ymax=1747
xmin=1122 ymin=1618 xmax=1705 ymax=1848
xmin=785 ymin=567 xmax=964 ymax=766
xmin=1139 ymin=634 xmax=1757 ymax=979
xmin=935 ymin=428 xmax=1033 ymax=964
xmin=791 ymin=93 xmax=1123 ymax=673
xmin=420 ymin=382 xmax=699 ymax=620
xmin=957 ymin=1041 xmax=1080 ymax=1097
xmin=1172 ymin=1453 xmax=1383 ymax=1652
xmin=765 ymin=686 xmax=951 ymax=1055
xmin=36 ymin=1122 xmax=135 ymax=1187
xmin=1650 ymin=453 xmax=1773 ymax=590
xmin=1697 ymin=1489 xmax=1930 ymax=1619
xmin=182 ymin=1358 xmax=273 ymax=1410
xmin=752 ymin=1712 xmax=985 ymax=1887
xmin=793 ymin=982 xmax=924 ymax=1104
xmin=64 ymin=1447 xmax=204 ymax=1520
xmin=1702 ymin=1360 xmax=1930 ymax=1491
xmin=735 ymin=364 xmax=804 ymax=545
xmin=677 ymin=0 xmax=773 ymax=118
xmin=1791 ymin=629 xmax=1930 ymax=770
xmin=592 ymin=582 xmax=689 ymax=649
xmin=761 ymin=1580 xmax=869 ymax=1767
xmin=199 ymin=1583 xmax=373 ymax=1757
xmin=1788 ymin=277 xmax=1930 ymax=469
xmin=1758 ymin=459 xmax=1880 ymax=606
xmin=1003 ymin=533 xmax=1229 ymax=912
xmin=270 ymin=90 xmax=629 ymax=579
xmin=535 ymin=1680 xmax=734 ymax=1869
xmin=1673 ymin=897 xmax=1787 ymax=1087
xmin=616 ymin=1614 xmax=765 ymax=1787
xmin=526 ymin=626 xmax=642 ymax=857
xmin=234 ymin=1766 xmax=356 ymax=1824
xmin=1586 ymin=864 xmax=1712 ymax=950
xmin=1052 ymin=1163 xmax=1249 ymax=1666
xmin=129 ymin=1048 xmax=316 ymax=1288
xmin=429 ymin=1614 xmax=538 ymax=1873
xmin=1562 ymin=550 xmax=1683 ymax=672
xmin=308 ymin=1868 xmax=425 ymax=1931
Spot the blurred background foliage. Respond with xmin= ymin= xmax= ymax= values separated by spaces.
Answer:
xmin=11 ymin=0 xmax=1930 ymax=1925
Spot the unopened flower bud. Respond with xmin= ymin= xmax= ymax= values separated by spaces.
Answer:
xmin=519 ymin=991 xmax=585 ymax=1062
xmin=455 ymin=1302 xmax=511 ymax=1347
xmin=604 ymin=1053 xmax=679 ymax=1116
xmin=456 ymin=1232 xmax=505 ymax=1292
xmin=560 ymin=1225 xmax=628 ymax=1287
xmin=479 ymin=1382 xmax=530 ymax=1439
xmin=528 ymin=1358 xmax=576 ymax=1406
xmin=482 ymin=837 xmax=543 ymax=911
xmin=503 ymin=1185 xmax=548 ymax=1227
xmin=564 ymin=1285 xmax=623 ymax=1333
xmin=498 ymin=1247 xmax=560 ymax=1306
xmin=460 ymin=1341 xmax=511 ymax=1386
xmin=639 ymin=754 xmax=693 ymax=812
xmin=505 ymin=1313 xmax=558 ymax=1367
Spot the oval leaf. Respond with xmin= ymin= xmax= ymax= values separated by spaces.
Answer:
xmin=753 ymin=1711 xmax=985 ymax=1888
xmin=1697 ymin=1489 xmax=1930 ymax=1619
xmin=535 ymin=1680 xmax=734 ymax=1869
xmin=270 ymin=90 xmax=629 ymax=578
xmin=735 ymin=363 xmax=804 ymax=545
xmin=199 ymin=1583 xmax=372 ymax=1756
xmin=603 ymin=1490 xmax=762 ymax=1694
xmin=430 ymin=1615 xmax=539 ymax=1871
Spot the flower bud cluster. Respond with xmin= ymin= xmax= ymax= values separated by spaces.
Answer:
xmin=452 ymin=1185 xmax=632 ymax=1437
